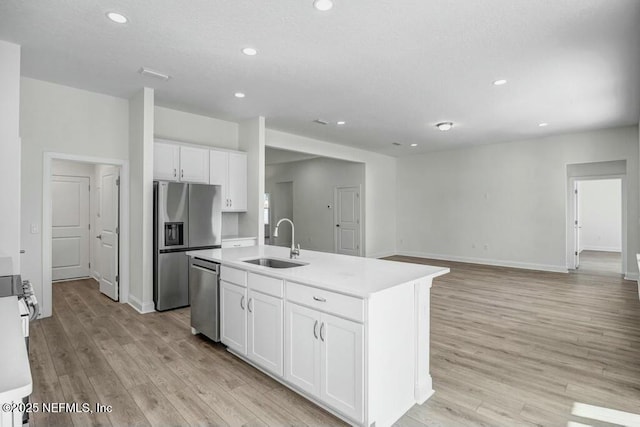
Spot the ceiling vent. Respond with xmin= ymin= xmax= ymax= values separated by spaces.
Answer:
xmin=138 ymin=67 xmax=171 ymax=81
xmin=313 ymin=119 xmax=329 ymax=125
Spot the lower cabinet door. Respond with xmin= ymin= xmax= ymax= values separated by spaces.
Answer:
xmin=221 ymin=280 xmax=247 ymax=355
xmin=285 ymin=302 xmax=321 ymax=396
xmin=248 ymin=290 xmax=283 ymax=376
xmin=320 ymin=312 xmax=364 ymax=423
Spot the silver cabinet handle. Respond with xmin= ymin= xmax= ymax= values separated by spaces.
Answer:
xmin=173 ymin=168 xmax=177 ymax=178
xmin=181 ymin=169 xmax=184 ymax=179
xmin=248 ymin=298 xmax=253 ymax=313
xmin=313 ymin=296 xmax=326 ymax=302
xmin=320 ymin=322 xmax=325 ymax=342
xmin=20 ymin=250 xmax=25 ymax=254
xmin=240 ymin=295 xmax=245 ymax=310
xmin=230 ymin=199 xmax=232 ymax=207
xmin=313 ymin=320 xmax=318 ymax=339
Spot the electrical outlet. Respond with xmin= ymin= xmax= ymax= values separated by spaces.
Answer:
xmin=30 ymin=223 xmax=39 ymax=234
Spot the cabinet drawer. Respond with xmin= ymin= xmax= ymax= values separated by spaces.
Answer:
xmin=286 ymin=282 xmax=364 ymax=323
xmin=221 ymin=239 xmax=256 ymax=249
xmin=221 ymin=265 xmax=246 ymax=287
xmin=248 ymin=273 xmax=283 ymax=298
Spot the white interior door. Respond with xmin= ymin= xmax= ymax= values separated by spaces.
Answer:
xmin=574 ymin=181 xmax=581 ymax=269
xmin=334 ymin=186 xmax=361 ymax=256
xmin=52 ymin=176 xmax=90 ymax=281
xmin=98 ymin=166 xmax=120 ymax=300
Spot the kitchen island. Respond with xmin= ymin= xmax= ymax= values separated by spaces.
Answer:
xmin=187 ymin=245 xmax=449 ymax=427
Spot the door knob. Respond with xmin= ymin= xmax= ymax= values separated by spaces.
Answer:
xmin=96 ymin=234 xmax=102 ymax=240
xmin=336 ymin=224 xmax=340 ymax=227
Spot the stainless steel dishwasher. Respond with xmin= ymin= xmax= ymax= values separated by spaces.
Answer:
xmin=189 ymin=257 xmax=220 ymax=341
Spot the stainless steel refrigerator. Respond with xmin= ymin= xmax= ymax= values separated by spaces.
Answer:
xmin=153 ymin=181 xmax=222 ymax=311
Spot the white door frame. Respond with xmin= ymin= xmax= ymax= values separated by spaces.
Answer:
xmin=43 ymin=152 xmax=130 ymax=318
xmin=566 ymin=174 xmax=625 ymax=275
xmin=333 ymin=185 xmax=363 ymax=256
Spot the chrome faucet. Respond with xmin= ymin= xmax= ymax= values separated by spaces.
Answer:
xmin=273 ymin=218 xmax=300 ymax=259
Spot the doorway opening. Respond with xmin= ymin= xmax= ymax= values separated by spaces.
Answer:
xmin=42 ymin=152 xmax=129 ymax=319
xmin=569 ymin=177 xmax=624 ymax=277
xmin=264 ymin=147 xmax=365 ymax=255
xmin=50 ymin=159 xmax=121 ymax=297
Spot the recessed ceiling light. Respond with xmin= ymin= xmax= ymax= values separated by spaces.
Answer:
xmin=538 ymin=122 xmax=548 ymax=127
xmin=436 ymin=122 xmax=454 ymax=131
xmin=337 ymin=121 xmax=346 ymax=125
xmin=241 ymin=47 xmax=257 ymax=56
xmin=234 ymin=92 xmax=246 ymax=98
xmin=493 ymin=79 xmax=507 ymax=86
xmin=410 ymin=143 xmax=418 ymax=147
xmin=313 ymin=0 xmax=334 ymax=11
xmin=106 ymin=12 xmax=128 ymax=24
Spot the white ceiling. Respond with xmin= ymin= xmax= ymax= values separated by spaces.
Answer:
xmin=1 ymin=0 xmax=639 ymax=156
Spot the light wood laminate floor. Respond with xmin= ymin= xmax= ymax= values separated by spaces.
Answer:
xmin=31 ymin=257 xmax=640 ymax=427
xmin=577 ymin=250 xmax=622 ymax=276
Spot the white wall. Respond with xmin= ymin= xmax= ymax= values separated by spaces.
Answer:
xmin=578 ymin=179 xmax=622 ymax=252
xmin=266 ymin=129 xmax=397 ymax=258
xmin=20 ymin=78 xmax=129 ymax=317
xmin=396 ymin=126 xmax=639 ymax=275
xmin=154 ymin=105 xmax=242 ymax=236
xmin=0 ymin=41 xmax=21 ymax=274
xmin=266 ymin=157 xmax=365 ymax=253
xmin=128 ymin=88 xmax=155 ymax=313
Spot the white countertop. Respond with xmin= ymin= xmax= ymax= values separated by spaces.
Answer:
xmin=187 ymin=245 xmax=449 ymax=298
xmin=0 ymin=296 xmax=32 ymax=403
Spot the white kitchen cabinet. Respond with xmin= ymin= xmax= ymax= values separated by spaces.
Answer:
xmin=210 ymin=149 xmax=247 ymax=212
xmin=227 ymin=151 xmax=247 ymax=211
xmin=179 ymin=146 xmax=209 ymax=183
xmin=247 ymin=290 xmax=283 ymax=376
xmin=285 ymin=301 xmax=363 ymax=423
xmin=285 ymin=302 xmax=321 ymax=396
xmin=154 ymin=142 xmax=180 ymax=181
xmin=220 ymin=280 xmax=247 ymax=355
xmin=153 ymin=141 xmax=209 ymax=183
xmin=320 ymin=312 xmax=364 ymax=422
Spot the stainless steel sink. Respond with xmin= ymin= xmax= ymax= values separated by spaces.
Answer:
xmin=243 ymin=258 xmax=308 ymax=268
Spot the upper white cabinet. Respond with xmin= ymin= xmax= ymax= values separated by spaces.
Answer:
xmin=153 ymin=140 xmax=209 ymax=184
xmin=153 ymin=142 xmax=180 ymax=181
xmin=179 ymin=146 xmax=209 ymax=184
xmin=210 ymin=149 xmax=247 ymax=212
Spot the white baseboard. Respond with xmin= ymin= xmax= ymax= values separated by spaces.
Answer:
xmin=580 ymin=246 xmax=622 ymax=253
xmin=624 ymin=272 xmax=639 ymax=281
xmin=367 ymin=250 xmax=396 ymax=259
xmin=396 ymin=251 xmax=569 ymax=273
xmin=128 ymin=294 xmax=155 ymax=314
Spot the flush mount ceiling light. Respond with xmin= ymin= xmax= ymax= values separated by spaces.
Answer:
xmin=241 ymin=47 xmax=257 ymax=56
xmin=538 ymin=122 xmax=549 ymax=127
xmin=313 ymin=0 xmax=334 ymax=11
xmin=313 ymin=119 xmax=329 ymax=125
xmin=106 ymin=12 xmax=128 ymax=24
xmin=234 ymin=92 xmax=246 ymax=98
xmin=138 ymin=67 xmax=170 ymax=81
xmin=436 ymin=122 xmax=454 ymax=131
xmin=410 ymin=143 xmax=418 ymax=147
xmin=493 ymin=79 xmax=507 ymax=86
xmin=337 ymin=121 xmax=346 ymax=125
